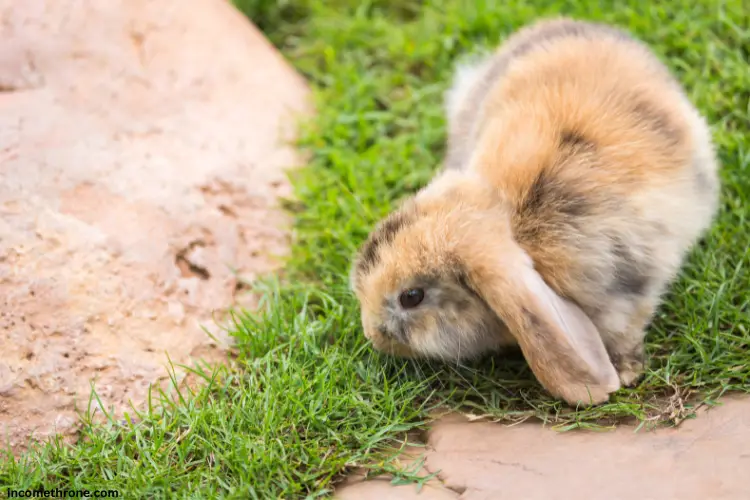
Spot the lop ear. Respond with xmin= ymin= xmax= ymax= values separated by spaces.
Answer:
xmin=475 ymin=260 xmax=620 ymax=406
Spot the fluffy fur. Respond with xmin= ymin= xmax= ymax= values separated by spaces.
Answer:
xmin=350 ymin=17 xmax=720 ymax=406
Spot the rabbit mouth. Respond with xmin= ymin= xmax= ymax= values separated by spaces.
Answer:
xmin=362 ymin=321 xmax=417 ymax=358
xmin=368 ymin=335 xmax=416 ymax=358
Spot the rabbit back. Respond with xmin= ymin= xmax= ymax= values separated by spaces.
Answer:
xmin=443 ymin=17 xmax=719 ymax=378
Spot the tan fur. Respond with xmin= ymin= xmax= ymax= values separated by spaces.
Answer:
xmin=350 ymin=17 xmax=720 ymax=406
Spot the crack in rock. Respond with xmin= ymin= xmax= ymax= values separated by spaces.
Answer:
xmin=419 ymin=449 xmax=467 ymax=496
xmin=175 ymin=240 xmax=211 ymax=280
xmin=469 ymin=457 xmax=544 ymax=476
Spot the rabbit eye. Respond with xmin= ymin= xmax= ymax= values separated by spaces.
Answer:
xmin=399 ymin=288 xmax=425 ymax=309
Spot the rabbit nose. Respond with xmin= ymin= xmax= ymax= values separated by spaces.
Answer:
xmin=377 ymin=324 xmax=390 ymax=338
xmin=362 ymin=321 xmax=384 ymax=341
xmin=380 ymin=321 xmax=409 ymax=344
xmin=368 ymin=323 xmax=395 ymax=342
xmin=364 ymin=323 xmax=387 ymax=340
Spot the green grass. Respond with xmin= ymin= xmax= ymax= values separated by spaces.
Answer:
xmin=2 ymin=0 xmax=749 ymax=497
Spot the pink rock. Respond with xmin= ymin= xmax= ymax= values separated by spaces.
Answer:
xmin=0 ymin=0 xmax=311 ymax=452
xmin=341 ymin=396 xmax=750 ymax=499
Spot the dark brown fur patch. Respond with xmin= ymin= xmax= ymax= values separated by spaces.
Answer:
xmin=610 ymin=238 xmax=650 ymax=296
xmin=356 ymin=210 xmax=414 ymax=275
xmin=455 ymin=271 xmax=480 ymax=299
xmin=560 ymin=129 xmax=595 ymax=150
xmin=608 ymin=350 xmax=622 ymax=370
xmin=454 ymin=268 xmax=494 ymax=311
xmin=520 ymin=169 xmax=590 ymax=219
xmin=631 ymin=99 xmax=683 ymax=146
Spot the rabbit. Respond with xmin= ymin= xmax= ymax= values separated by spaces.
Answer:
xmin=349 ymin=17 xmax=720 ymax=406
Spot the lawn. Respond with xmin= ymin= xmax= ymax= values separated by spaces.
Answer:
xmin=2 ymin=0 xmax=749 ymax=498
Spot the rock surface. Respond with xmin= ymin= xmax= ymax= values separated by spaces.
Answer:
xmin=0 ymin=0 xmax=311 ymax=451
xmin=336 ymin=396 xmax=750 ymax=499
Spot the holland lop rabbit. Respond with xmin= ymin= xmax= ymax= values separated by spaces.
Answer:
xmin=350 ymin=17 xmax=720 ymax=405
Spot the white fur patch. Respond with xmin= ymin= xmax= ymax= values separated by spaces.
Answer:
xmin=444 ymin=52 xmax=493 ymax=124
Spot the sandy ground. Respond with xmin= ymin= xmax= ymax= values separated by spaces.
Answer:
xmin=0 ymin=0 xmax=311 ymax=453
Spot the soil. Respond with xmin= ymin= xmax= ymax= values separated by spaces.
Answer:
xmin=0 ymin=0 xmax=311 ymax=454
